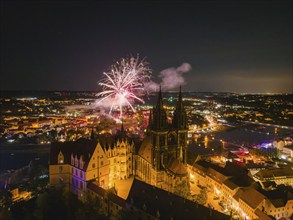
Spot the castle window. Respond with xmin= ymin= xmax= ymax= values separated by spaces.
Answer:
xmin=58 ymin=151 xmax=64 ymax=164
xmin=71 ymin=154 xmax=74 ymax=165
xmin=59 ymin=166 xmax=63 ymax=172
xmin=79 ymin=156 xmax=84 ymax=169
xmin=92 ymin=163 xmax=96 ymax=168
xmin=101 ymin=161 xmax=104 ymax=166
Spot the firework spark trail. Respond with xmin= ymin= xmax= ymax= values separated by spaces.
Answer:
xmin=96 ymin=55 xmax=151 ymax=117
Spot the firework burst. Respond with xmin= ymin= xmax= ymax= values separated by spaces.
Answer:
xmin=96 ymin=55 xmax=151 ymax=117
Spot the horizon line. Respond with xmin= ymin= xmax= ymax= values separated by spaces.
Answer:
xmin=0 ymin=89 xmax=292 ymax=95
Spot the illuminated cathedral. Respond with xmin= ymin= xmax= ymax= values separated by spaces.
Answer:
xmin=134 ymin=87 xmax=189 ymax=193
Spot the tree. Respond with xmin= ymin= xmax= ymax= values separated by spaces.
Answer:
xmin=75 ymin=193 xmax=107 ymax=220
xmin=66 ymin=129 xmax=76 ymax=141
xmin=0 ymin=188 xmax=12 ymax=208
xmin=34 ymin=188 xmax=68 ymax=220
xmin=0 ymin=207 xmax=14 ymax=220
xmin=173 ymin=180 xmax=191 ymax=199
xmin=195 ymin=187 xmax=207 ymax=205
xmin=48 ymin=130 xmax=57 ymax=141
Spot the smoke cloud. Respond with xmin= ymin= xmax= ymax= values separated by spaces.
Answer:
xmin=145 ymin=63 xmax=192 ymax=92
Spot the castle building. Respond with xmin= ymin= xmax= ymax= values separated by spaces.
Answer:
xmin=49 ymin=88 xmax=189 ymax=197
xmin=49 ymin=128 xmax=134 ymax=198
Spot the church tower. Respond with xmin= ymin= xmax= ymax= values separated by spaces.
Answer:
xmin=172 ymin=86 xmax=188 ymax=165
xmin=149 ymin=87 xmax=168 ymax=170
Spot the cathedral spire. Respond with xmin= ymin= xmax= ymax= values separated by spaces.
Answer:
xmin=117 ymin=118 xmax=127 ymax=140
xmin=120 ymin=119 xmax=127 ymax=138
xmin=147 ymin=109 xmax=153 ymax=133
xmin=176 ymin=86 xmax=184 ymax=110
xmin=156 ymin=85 xmax=163 ymax=110
xmin=152 ymin=86 xmax=167 ymax=131
xmin=172 ymin=86 xmax=187 ymax=130
xmin=121 ymin=119 xmax=125 ymax=133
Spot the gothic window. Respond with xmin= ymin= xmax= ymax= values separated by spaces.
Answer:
xmin=79 ymin=158 xmax=84 ymax=169
xmin=58 ymin=151 xmax=64 ymax=164
xmin=168 ymin=133 xmax=177 ymax=145
xmin=160 ymin=136 xmax=165 ymax=146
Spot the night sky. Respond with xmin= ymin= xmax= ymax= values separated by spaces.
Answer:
xmin=1 ymin=1 xmax=292 ymax=93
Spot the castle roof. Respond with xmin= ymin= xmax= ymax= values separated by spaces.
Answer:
xmin=50 ymin=138 xmax=98 ymax=171
xmin=126 ymin=178 xmax=230 ymax=220
xmin=138 ymin=136 xmax=152 ymax=163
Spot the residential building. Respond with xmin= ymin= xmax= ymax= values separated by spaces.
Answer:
xmin=253 ymin=167 xmax=293 ymax=186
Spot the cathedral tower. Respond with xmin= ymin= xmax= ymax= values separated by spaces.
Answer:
xmin=172 ymin=86 xmax=188 ymax=165
xmin=149 ymin=87 xmax=168 ymax=170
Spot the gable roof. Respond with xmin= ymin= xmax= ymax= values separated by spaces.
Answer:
xmin=260 ymin=186 xmax=293 ymax=208
xmin=254 ymin=208 xmax=273 ymax=220
xmin=223 ymin=179 xmax=238 ymax=190
xmin=167 ymin=158 xmax=188 ymax=176
xmin=50 ymin=138 xmax=98 ymax=170
xmin=254 ymin=167 xmax=293 ymax=180
xmin=87 ymin=181 xmax=126 ymax=207
xmin=239 ymin=188 xmax=265 ymax=209
xmin=138 ymin=136 xmax=152 ymax=163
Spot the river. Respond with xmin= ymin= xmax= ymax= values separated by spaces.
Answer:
xmin=0 ymin=144 xmax=50 ymax=173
